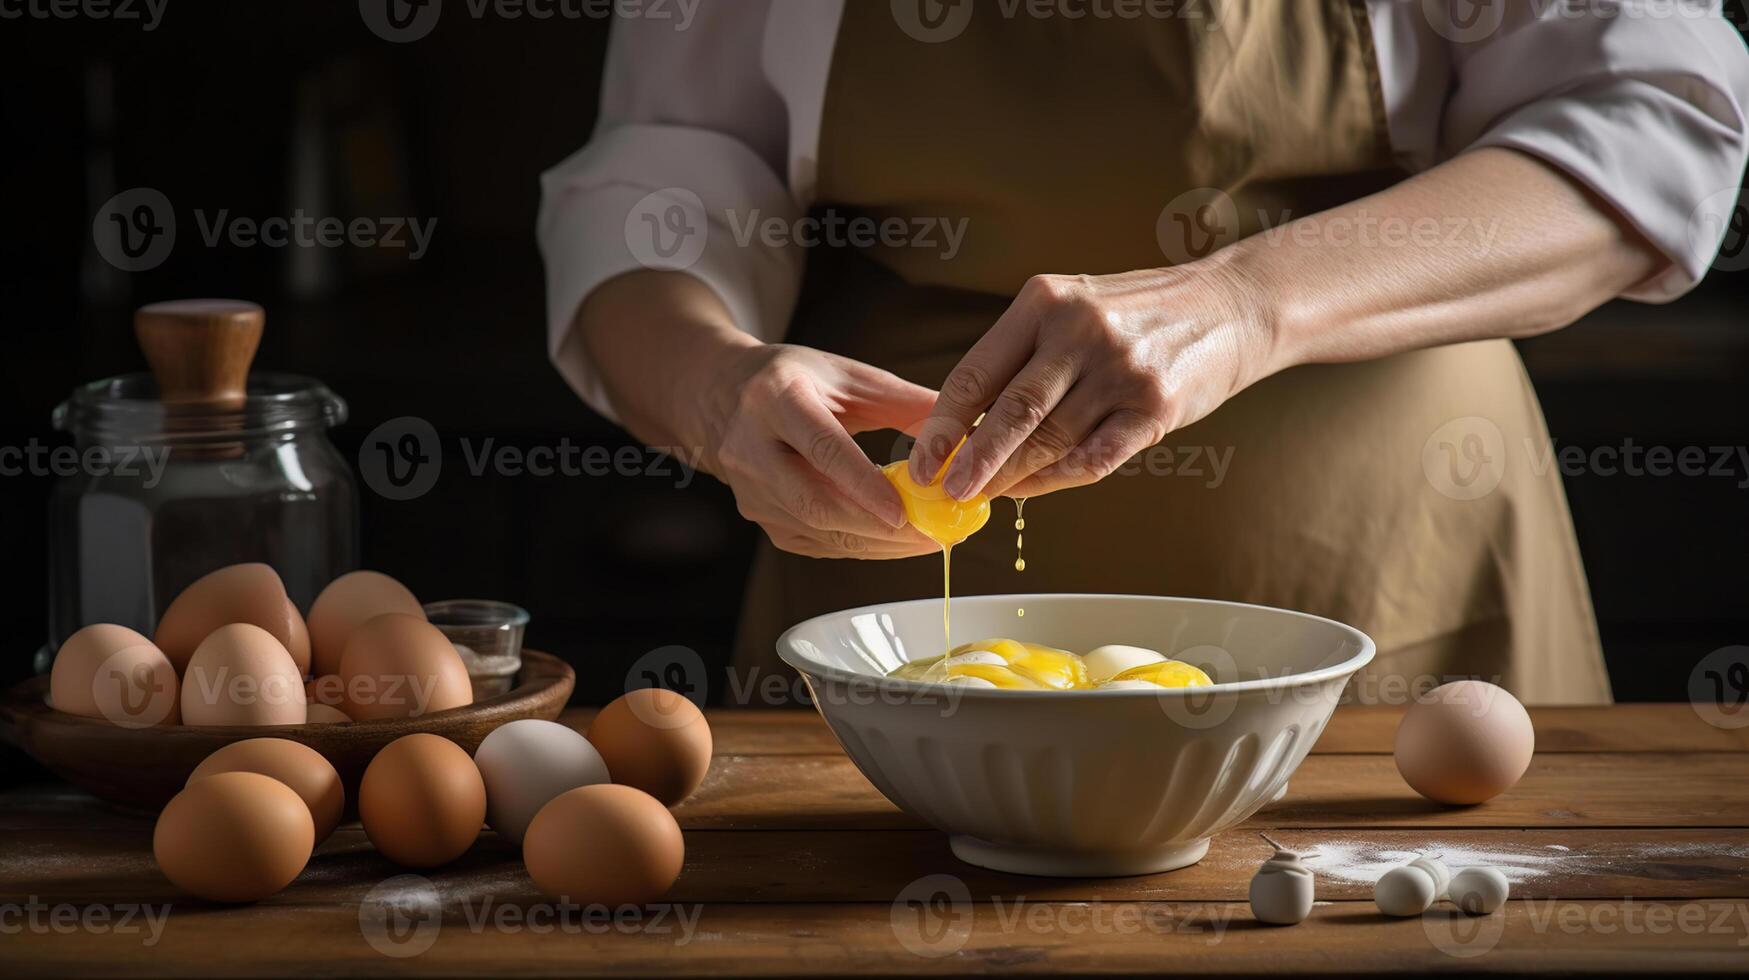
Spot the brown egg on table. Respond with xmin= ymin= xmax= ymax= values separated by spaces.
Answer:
xmin=587 ymin=688 xmax=712 ymax=806
xmin=1394 ymin=679 xmax=1536 ymax=805
xmin=523 ymin=784 xmax=684 ymax=905
xmin=189 ymin=737 xmax=345 ymax=844
xmin=338 ymin=613 xmax=472 ymax=721
xmin=304 ymin=702 xmax=351 ymax=725
xmin=155 ymin=563 xmax=312 ymax=675
xmin=49 ymin=623 xmax=180 ymax=727
xmin=308 ymin=570 xmax=424 ymax=678
xmin=154 ymin=771 xmax=313 ymax=902
xmin=181 ymin=624 xmax=308 ymax=727
xmin=359 ymin=733 xmax=486 ymax=868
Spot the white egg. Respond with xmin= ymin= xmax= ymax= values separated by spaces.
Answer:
xmin=1082 ymin=644 xmax=1166 ymax=683
xmin=1448 ymin=866 xmax=1510 ymax=914
xmin=1407 ymin=855 xmax=1452 ymax=898
xmin=473 ymin=719 xmax=610 ymax=847
xmin=1375 ymin=864 xmax=1438 ymax=917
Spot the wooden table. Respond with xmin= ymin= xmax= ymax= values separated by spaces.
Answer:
xmin=3 ymin=704 xmax=1747 ymax=976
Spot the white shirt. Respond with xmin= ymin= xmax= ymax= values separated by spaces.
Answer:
xmin=539 ymin=1 xmax=1749 ymax=418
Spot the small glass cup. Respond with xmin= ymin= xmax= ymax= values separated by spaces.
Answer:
xmin=423 ymin=600 xmax=529 ymax=701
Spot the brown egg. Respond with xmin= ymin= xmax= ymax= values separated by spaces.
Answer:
xmin=304 ymin=702 xmax=351 ymax=725
xmin=189 ymin=738 xmax=345 ymax=844
xmin=154 ymin=771 xmax=313 ymax=902
xmin=1394 ymin=680 xmax=1536 ymax=805
xmin=181 ymin=624 xmax=308 ymax=727
xmin=359 ymin=733 xmax=485 ymax=868
xmin=523 ymin=784 xmax=683 ymax=905
xmin=308 ymin=570 xmax=424 ymax=677
xmin=338 ymin=613 xmax=472 ymax=721
xmin=587 ymin=689 xmax=712 ymax=806
xmin=49 ymin=624 xmax=180 ymax=728
xmin=155 ymin=563 xmax=311 ymax=675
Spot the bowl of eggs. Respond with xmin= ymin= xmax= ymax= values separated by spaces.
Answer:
xmin=0 ymin=563 xmax=573 ymax=810
xmin=778 ymin=593 xmax=1374 ymax=877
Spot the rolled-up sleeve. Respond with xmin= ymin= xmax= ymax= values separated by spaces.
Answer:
xmin=537 ymin=6 xmax=805 ymax=419
xmin=1433 ymin=3 xmax=1749 ymax=301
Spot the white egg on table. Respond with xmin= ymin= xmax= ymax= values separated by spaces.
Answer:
xmin=1082 ymin=644 xmax=1166 ymax=684
xmin=474 ymin=719 xmax=611 ymax=847
xmin=1448 ymin=866 xmax=1510 ymax=914
xmin=1375 ymin=863 xmax=1439 ymax=917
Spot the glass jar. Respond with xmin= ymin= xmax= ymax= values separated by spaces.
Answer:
xmin=44 ymin=373 xmax=358 ymax=665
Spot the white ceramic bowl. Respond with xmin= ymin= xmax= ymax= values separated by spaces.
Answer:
xmin=778 ymin=594 xmax=1374 ymax=877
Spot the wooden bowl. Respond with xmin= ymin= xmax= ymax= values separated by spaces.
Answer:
xmin=0 ymin=649 xmax=574 ymax=813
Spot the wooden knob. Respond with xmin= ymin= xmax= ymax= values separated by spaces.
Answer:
xmin=134 ymin=299 xmax=264 ymax=406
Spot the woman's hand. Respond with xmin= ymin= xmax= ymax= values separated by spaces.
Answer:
xmin=703 ymin=344 xmax=942 ymax=559
xmin=573 ymin=271 xmax=941 ymax=560
xmin=907 ymin=262 xmax=1276 ymax=500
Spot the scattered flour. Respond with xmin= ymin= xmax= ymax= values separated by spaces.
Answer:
xmin=1299 ymin=839 xmax=1574 ymax=885
xmin=1293 ymin=836 xmax=1749 ymax=886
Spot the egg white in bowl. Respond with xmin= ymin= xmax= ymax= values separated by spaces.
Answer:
xmin=777 ymin=593 xmax=1374 ymax=877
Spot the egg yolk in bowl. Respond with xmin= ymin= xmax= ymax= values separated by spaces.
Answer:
xmin=888 ymin=639 xmax=1211 ymax=691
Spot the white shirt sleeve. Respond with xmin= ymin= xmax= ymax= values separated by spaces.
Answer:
xmin=536 ymin=3 xmax=808 ymax=420
xmin=1370 ymin=1 xmax=1749 ymax=302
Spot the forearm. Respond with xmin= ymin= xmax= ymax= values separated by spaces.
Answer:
xmin=561 ymin=270 xmax=760 ymax=463
xmin=1219 ymin=147 xmax=1664 ymax=380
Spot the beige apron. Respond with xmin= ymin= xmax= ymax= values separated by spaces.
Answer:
xmin=734 ymin=0 xmax=1611 ymax=704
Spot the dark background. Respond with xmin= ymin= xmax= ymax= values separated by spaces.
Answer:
xmin=2 ymin=3 xmax=1747 ymax=716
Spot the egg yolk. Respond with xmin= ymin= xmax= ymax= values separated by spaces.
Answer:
xmin=889 ymin=654 xmax=1044 ymax=690
xmin=950 ymin=638 xmax=1088 ymax=690
xmin=1110 ymin=660 xmax=1214 ymax=689
xmin=891 ymin=640 xmax=1206 ymax=692
xmin=883 ymin=459 xmax=990 ymax=546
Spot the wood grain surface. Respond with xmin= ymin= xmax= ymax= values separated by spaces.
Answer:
xmin=1 ymin=704 xmax=1745 ymax=978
